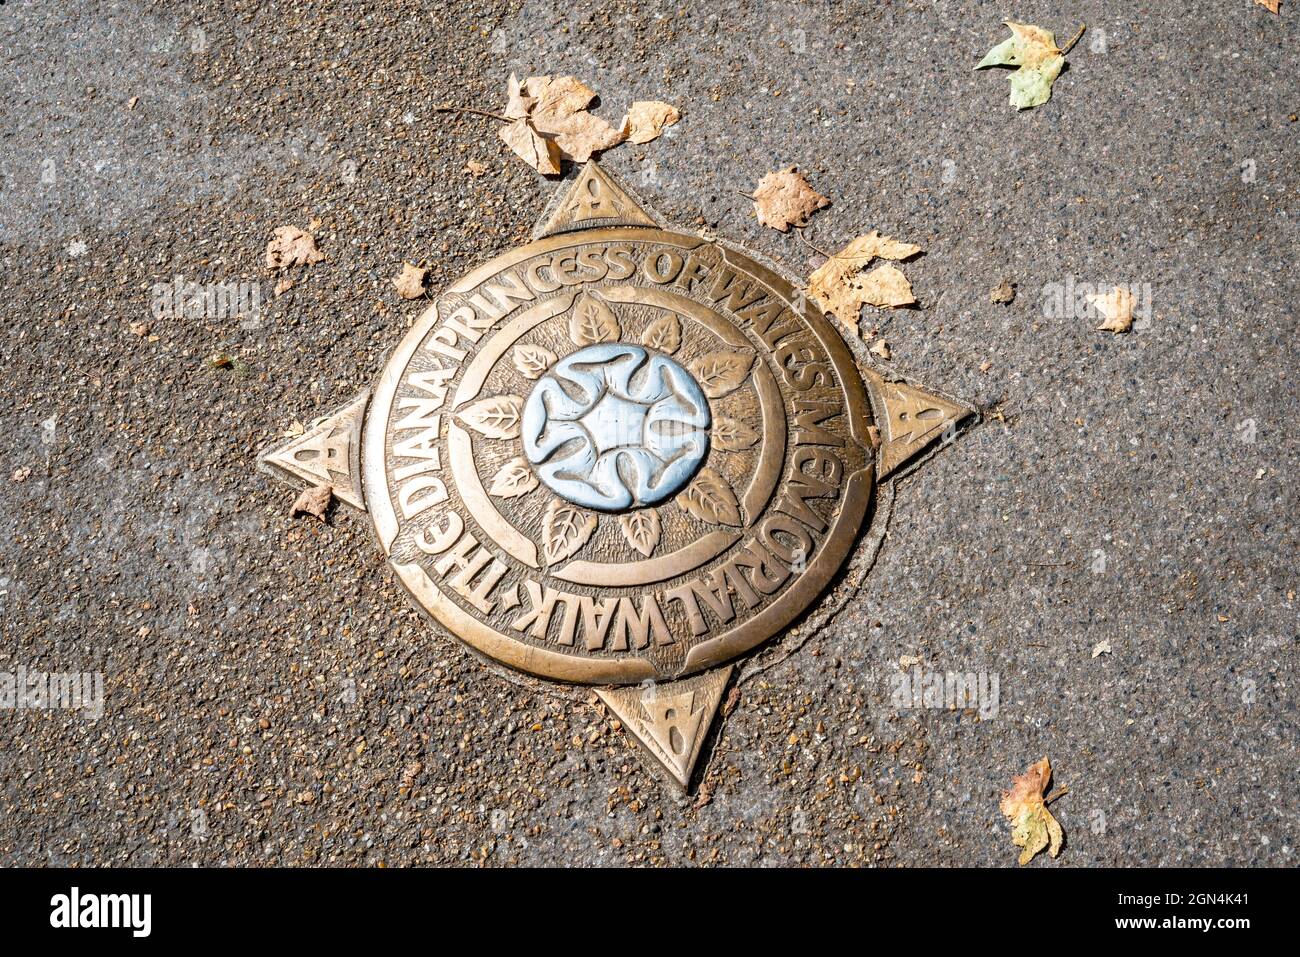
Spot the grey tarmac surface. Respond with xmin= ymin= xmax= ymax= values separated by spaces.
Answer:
xmin=0 ymin=0 xmax=1295 ymax=866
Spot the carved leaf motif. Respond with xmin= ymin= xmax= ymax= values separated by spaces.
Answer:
xmin=569 ymin=292 xmax=620 ymax=346
xmin=712 ymin=417 xmax=759 ymax=451
xmin=675 ymin=467 xmax=742 ymax=527
xmin=641 ymin=313 xmax=681 ymax=354
xmin=688 ymin=351 xmax=754 ymax=398
xmin=542 ymin=500 xmax=597 ymax=564
xmin=512 ymin=343 xmax=557 ymax=380
xmin=487 ymin=457 xmax=539 ymax=499
xmin=458 ymin=395 xmax=524 ymax=439
xmin=618 ymin=509 xmax=661 ymax=558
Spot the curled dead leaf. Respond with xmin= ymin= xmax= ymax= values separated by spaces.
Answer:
xmin=621 ymin=101 xmax=680 ymax=144
xmin=265 ymin=225 xmax=325 ymax=270
xmin=751 ymin=166 xmax=830 ymax=232
xmin=618 ymin=510 xmax=661 ymax=557
xmin=1088 ymin=287 xmax=1135 ymax=333
xmin=499 ymin=118 xmax=561 ymax=176
xmin=458 ymin=395 xmax=524 ymax=439
xmin=542 ymin=500 xmax=597 ymax=564
xmin=291 ymin=482 xmax=332 ymax=522
xmin=392 ymin=262 xmax=428 ymax=300
xmin=999 ymin=757 xmax=1064 ymax=865
xmin=807 ymin=232 xmax=921 ymax=329
xmin=676 ymin=468 xmax=742 ymax=527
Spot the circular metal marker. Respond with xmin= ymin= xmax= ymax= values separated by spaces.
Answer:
xmin=362 ymin=224 xmax=876 ymax=685
xmin=260 ymin=161 xmax=974 ymax=788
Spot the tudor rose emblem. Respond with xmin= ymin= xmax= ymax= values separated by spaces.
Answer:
xmin=259 ymin=162 xmax=973 ymax=789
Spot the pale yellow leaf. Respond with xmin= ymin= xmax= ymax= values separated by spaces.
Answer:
xmin=999 ymin=758 xmax=1065 ymax=865
xmin=391 ymin=262 xmax=427 ymax=300
xmin=1088 ymin=287 xmax=1135 ymax=333
xmin=499 ymin=118 xmax=561 ymax=175
xmin=265 ymin=226 xmax=325 ymax=270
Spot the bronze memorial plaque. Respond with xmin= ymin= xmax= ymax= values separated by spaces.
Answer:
xmin=260 ymin=162 xmax=973 ymax=788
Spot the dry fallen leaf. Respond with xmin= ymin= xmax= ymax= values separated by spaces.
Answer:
xmin=1088 ymin=287 xmax=1135 ymax=333
xmin=464 ymin=159 xmax=488 ymax=177
xmin=538 ymin=110 xmax=624 ymax=163
xmin=899 ymin=654 xmax=924 ymax=669
xmin=1092 ymin=640 xmax=1112 ymax=658
xmin=1255 ymin=0 xmax=1280 ymax=13
xmin=291 ymin=482 xmax=333 ymax=522
xmin=392 ymin=262 xmax=428 ymax=300
xmin=752 ymin=166 xmax=830 ymax=232
xmin=499 ymin=118 xmax=562 ymax=175
xmin=128 ymin=320 xmax=150 ymax=337
xmin=977 ymin=22 xmax=1069 ymax=110
xmin=265 ymin=225 xmax=325 ymax=270
xmin=501 ymin=74 xmax=625 ymax=167
xmin=990 ymin=280 xmax=1016 ymax=304
xmin=274 ymin=276 xmax=295 ymax=297
xmin=1000 ymin=757 xmax=1064 ymax=865
xmin=621 ymin=101 xmax=680 ymax=144
xmin=869 ymin=339 xmax=891 ymax=360
xmin=807 ymin=231 xmax=921 ymax=327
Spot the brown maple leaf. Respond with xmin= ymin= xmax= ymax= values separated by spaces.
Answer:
xmin=999 ymin=757 xmax=1065 ymax=865
xmin=751 ymin=166 xmax=830 ymax=232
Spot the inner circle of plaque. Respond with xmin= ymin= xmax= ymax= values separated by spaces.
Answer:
xmin=520 ymin=342 xmax=711 ymax=511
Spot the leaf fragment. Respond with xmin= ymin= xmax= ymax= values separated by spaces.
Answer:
xmin=487 ymin=457 xmax=539 ymax=499
xmin=688 ymin=351 xmax=753 ymax=398
xmin=1088 ymin=287 xmax=1135 ymax=333
xmin=291 ymin=482 xmax=332 ymax=522
xmin=265 ymin=225 xmax=325 ymax=270
xmin=621 ymin=101 xmax=680 ymax=144
xmin=990 ymin=280 xmax=1016 ymax=304
xmin=618 ymin=510 xmax=662 ymax=557
xmin=999 ymin=757 xmax=1065 ymax=865
xmin=569 ymin=292 xmax=620 ymax=346
xmin=542 ymin=500 xmax=597 ymax=564
xmin=676 ymin=467 xmax=742 ymax=526
xmin=976 ymin=21 xmax=1068 ymax=110
xmin=458 ymin=395 xmax=524 ymax=439
xmin=1255 ymin=0 xmax=1280 ymax=13
xmin=391 ymin=262 xmax=428 ymax=300
xmin=752 ymin=166 xmax=830 ymax=232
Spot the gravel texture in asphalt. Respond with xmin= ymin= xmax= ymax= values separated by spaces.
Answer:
xmin=1 ymin=0 xmax=1295 ymax=866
